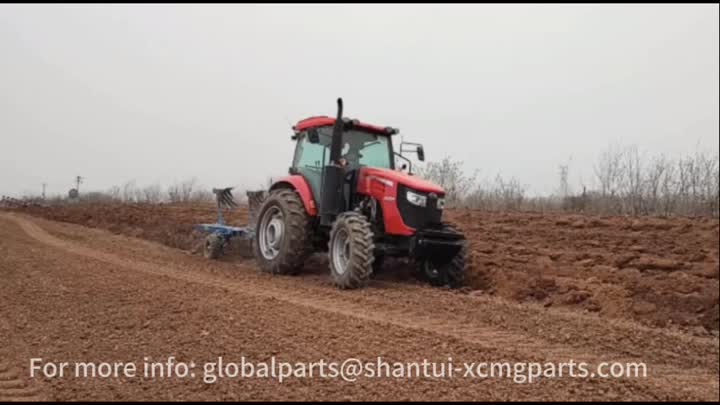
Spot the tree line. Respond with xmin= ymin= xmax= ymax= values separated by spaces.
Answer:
xmin=416 ymin=144 xmax=719 ymax=217
xmin=13 ymin=144 xmax=719 ymax=217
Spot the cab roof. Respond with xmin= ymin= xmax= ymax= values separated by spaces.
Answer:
xmin=293 ymin=116 xmax=398 ymax=136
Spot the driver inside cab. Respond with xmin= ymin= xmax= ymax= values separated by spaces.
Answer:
xmin=338 ymin=140 xmax=363 ymax=170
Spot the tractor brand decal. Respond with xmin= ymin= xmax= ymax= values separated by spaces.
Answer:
xmin=367 ymin=176 xmax=394 ymax=188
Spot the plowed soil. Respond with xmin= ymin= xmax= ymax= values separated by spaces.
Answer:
xmin=15 ymin=203 xmax=720 ymax=334
xmin=1 ymin=204 xmax=718 ymax=400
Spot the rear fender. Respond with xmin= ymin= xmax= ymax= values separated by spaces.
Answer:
xmin=269 ymin=175 xmax=318 ymax=216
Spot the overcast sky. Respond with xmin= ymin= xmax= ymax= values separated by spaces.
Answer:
xmin=1 ymin=4 xmax=718 ymax=198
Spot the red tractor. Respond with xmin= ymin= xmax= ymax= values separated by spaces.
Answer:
xmin=252 ymin=98 xmax=466 ymax=289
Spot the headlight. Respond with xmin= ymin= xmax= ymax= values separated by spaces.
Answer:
xmin=406 ymin=190 xmax=427 ymax=207
xmin=437 ymin=197 xmax=446 ymax=209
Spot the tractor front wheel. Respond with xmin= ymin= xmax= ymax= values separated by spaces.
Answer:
xmin=253 ymin=189 xmax=313 ymax=275
xmin=418 ymin=242 xmax=466 ymax=289
xmin=328 ymin=212 xmax=375 ymax=289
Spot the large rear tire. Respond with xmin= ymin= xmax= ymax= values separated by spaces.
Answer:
xmin=253 ymin=189 xmax=313 ymax=275
xmin=328 ymin=212 xmax=375 ymax=289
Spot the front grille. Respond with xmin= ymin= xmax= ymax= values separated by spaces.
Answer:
xmin=397 ymin=185 xmax=443 ymax=230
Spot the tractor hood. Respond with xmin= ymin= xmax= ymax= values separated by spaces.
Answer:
xmin=360 ymin=167 xmax=445 ymax=195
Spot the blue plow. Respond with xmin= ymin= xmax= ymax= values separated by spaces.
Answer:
xmin=194 ymin=188 xmax=265 ymax=259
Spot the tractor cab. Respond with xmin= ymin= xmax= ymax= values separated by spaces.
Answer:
xmin=290 ymin=116 xmax=400 ymax=208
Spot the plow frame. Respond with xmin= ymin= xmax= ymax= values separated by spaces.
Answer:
xmin=194 ymin=190 xmax=267 ymax=259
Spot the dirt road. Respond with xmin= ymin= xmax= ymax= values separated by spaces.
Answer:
xmin=1 ymin=213 xmax=718 ymax=401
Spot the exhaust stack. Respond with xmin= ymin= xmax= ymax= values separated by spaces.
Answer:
xmin=320 ymin=97 xmax=347 ymax=226
xmin=329 ymin=98 xmax=344 ymax=164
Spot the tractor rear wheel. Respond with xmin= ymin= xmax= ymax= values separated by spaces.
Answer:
xmin=328 ymin=212 xmax=375 ymax=289
xmin=418 ymin=242 xmax=466 ymax=289
xmin=253 ymin=189 xmax=313 ymax=275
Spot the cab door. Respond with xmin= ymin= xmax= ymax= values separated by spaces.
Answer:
xmin=292 ymin=129 xmax=331 ymax=203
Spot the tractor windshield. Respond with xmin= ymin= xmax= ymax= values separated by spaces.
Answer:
xmin=321 ymin=127 xmax=393 ymax=170
xmin=293 ymin=126 xmax=394 ymax=203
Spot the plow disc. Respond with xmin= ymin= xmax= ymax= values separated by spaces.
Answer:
xmin=213 ymin=187 xmax=239 ymax=210
xmin=235 ymin=190 xmax=267 ymax=258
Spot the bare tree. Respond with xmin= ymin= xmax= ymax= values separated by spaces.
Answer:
xmin=644 ymin=154 xmax=669 ymax=215
xmin=696 ymin=150 xmax=719 ymax=216
xmin=121 ymin=180 xmax=138 ymax=203
xmin=140 ymin=184 xmax=164 ymax=203
xmin=658 ymin=160 xmax=679 ymax=216
xmin=167 ymin=178 xmax=198 ymax=203
xmin=493 ymin=174 xmax=526 ymax=211
xmin=620 ymin=145 xmax=645 ymax=215
xmin=593 ymin=144 xmax=624 ymax=214
xmin=190 ymin=188 xmax=215 ymax=203
xmin=416 ymin=156 xmax=478 ymax=207
xmin=106 ymin=185 xmax=121 ymax=202
xmin=563 ymin=185 xmax=588 ymax=213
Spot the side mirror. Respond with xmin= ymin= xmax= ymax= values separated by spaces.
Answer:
xmin=308 ymin=129 xmax=320 ymax=144
xmin=417 ymin=145 xmax=425 ymax=162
